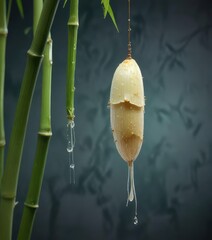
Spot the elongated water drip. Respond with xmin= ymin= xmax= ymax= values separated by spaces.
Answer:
xmin=126 ymin=162 xmax=138 ymax=225
xmin=67 ymin=120 xmax=75 ymax=184
xmin=129 ymin=164 xmax=135 ymax=202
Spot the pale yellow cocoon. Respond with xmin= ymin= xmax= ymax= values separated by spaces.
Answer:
xmin=110 ymin=58 xmax=144 ymax=163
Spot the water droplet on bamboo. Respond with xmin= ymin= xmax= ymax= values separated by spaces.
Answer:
xmin=67 ymin=141 xmax=73 ymax=152
xmin=67 ymin=120 xmax=76 ymax=184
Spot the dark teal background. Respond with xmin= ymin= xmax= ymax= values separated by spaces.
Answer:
xmin=4 ymin=0 xmax=212 ymax=239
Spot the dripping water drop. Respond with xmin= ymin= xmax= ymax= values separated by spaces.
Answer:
xmin=67 ymin=141 xmax=73 ymax=152
xmin=70 ymin=164 xmax=75 ymax=169
xmin=126 ymin=162 xmax=138 ymax=225
xmin=66 ymin=120 xmax=76 ymax=184
xmin=71 ymin=121 xmax=75 ymax=128
xmin=134 ymin=216 xmax=138 ymax=225
xmin=128 ymin=163 xmax=134 ymax=202
xmin=129 ymin=186 xmax=134 ymax=202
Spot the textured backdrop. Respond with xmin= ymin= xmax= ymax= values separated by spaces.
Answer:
xmin=4 ymin=0 xmax=212 ymax=239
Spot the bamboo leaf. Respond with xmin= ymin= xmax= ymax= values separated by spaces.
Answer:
xmin=101 ymin=0 xmax=119 ymax=32
xmin=63 ymin=0 xmax=68 ymax=8
xmin=107 ymin=4 xmax=119 ymax=32
xmin=101 ymin=0 xmax=110 ymax=17
xmin=16 ymin=0 xmax=24 ymax=18
xmin=7 ymin=0 xmax=12 ymax=24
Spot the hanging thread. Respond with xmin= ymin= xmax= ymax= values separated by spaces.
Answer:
xmin=127 ymin=0 xmax=132 ymax=59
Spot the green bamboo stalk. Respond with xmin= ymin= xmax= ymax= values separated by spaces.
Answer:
xmin=0 ymin=0 xmax=7 ymax=187
xmin=17 ymin=1 xmax=53 ymax=237
xmin=17 ymin=37 xmax=52 ymax=240
xmin=40 ymin=36 xmax=52 ymax=132
xmin=66 ymin=0 xmax=79 ymax=120
xmin=0 ymin=0 xmax=59 ymax=239
xmin=33 ymin=0 xmax=43 ymax=35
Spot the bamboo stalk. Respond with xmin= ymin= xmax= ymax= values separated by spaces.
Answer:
xmin=33 ymin=0 xmax=43 ymax=35
xmin=39 ymin=36 xmax=52 ymax=132
xmin=66 ymin=0 xmax=79 ymax=120
xmin=0 ymin=0 xmax=59 ymax=239
xmin=17 ymin=133 xmax=52 ymax=240
xmin=17 ymin=0 xmax=53 ymax=238
xmin=17 ymin=40 xmax=53 ymax=234
xmin=0 ymin=0 xmax=7 ymax=187
xmin=21 ymin=134 xmax=52 ymax=236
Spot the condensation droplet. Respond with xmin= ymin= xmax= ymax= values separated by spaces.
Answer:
xmin=67 ymin=141 xmax=73 ymax=152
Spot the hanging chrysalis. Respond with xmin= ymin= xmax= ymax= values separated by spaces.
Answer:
xmin=109 ymin=0 xmax=144 ymax=224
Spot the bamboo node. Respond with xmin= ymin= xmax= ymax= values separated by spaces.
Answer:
xmin=0 ymin=28 xmax=8 ymax=36
xmin=27 ymin=49 xmax=43 ymax=59
xmin=67 ymin=108 xmax=75 ymax=121
xmin=67 ymin=21 xmax=79 ymax=27
xmin=38 ymin=131 xmax=52 ymax=137
xmin=0 ymin=140 xmax=6 ymax=147
xmin=1 ymin=193 xmax=16 ymax=200
xmin=47 ymin=38 xmax=53 ymax=44
xmin=24 ymin=202 xmax=39 ymax=209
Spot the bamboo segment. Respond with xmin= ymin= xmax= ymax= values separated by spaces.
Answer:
xmin=17 ymin=133 xmax=51 ymax=240
xmin=66 ymin=0 xmax=79 ymax=120
xmin=0 ymin=0 xmax=59 ymax=239
xmin=40 ymin=36 xmax=52 ymax=132
xmin=33 ymin=0 xmax=43 ymax=35
xmin=0 ymin=0 xmax=7 ymax=187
